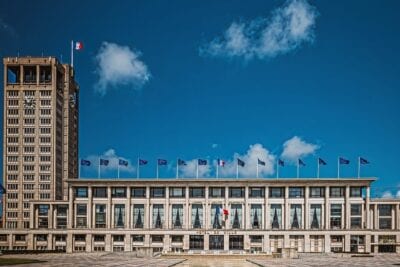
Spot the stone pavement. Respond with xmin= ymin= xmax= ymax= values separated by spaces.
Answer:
xmin=1 ymin=253 xmax=185 ymax=267
xmin=248 ymin=254 xmax=400 ymax=267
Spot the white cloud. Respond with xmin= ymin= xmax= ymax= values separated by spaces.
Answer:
xmin=397 ymin=190 xmax=400 ymax=198
xmin=178 ymin=144 xmax=276 ymax=178
xmin=86 ymin=148 xmax=135 ymax=174
xmin=381 ymin=191 xmax=394 ymax=199
xmin=200 ymin=0 xmax=317 ymax=60
xmin=212 ymin=143 xmax=219 ymax=149
xmin=281 ymin=136 xmax=319 ymax=163
xmin=95 ymin=42 xmax=150 ymax=95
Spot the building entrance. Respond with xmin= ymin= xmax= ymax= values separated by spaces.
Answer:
xmin=209 ymin=235 xmax=224 ymax=250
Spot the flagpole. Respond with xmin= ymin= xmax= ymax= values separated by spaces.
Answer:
xmin=98 ymin=158 xmax=101 ymax=179
xmin=256 ymin=161 xmax=259 ymax=178
xmin=137 ymin=158 xmax=139 ymax=179
xmin=357 ymin=157 xmax=360 ymax=179
xmin=196 ymin=161 xmax=198 ymax=179
xmin=216 ymin=161 xmax=219 ymax=179
xmin=337 ymin=157 xmax=340 ymax=179
xmin=276 ymin=160 xmax=279 ymax=179
xmin=317 ymin=158 xmax=320 ymax=179
xmin=78 ymin=158 xmax=81 ymax=179
xmin=297 ymin=159 xmax=299 ymax=178
xmin=156 ymin=162 xmax=159 ymax=180
xmin=71 ymin=40 xmax=74 ymax=68
xmin=117 ymin=161 xmax=120 ymax=179
xmin=236 ymin=161 xmax=239 ymax=179
xmin=176 ymin=159 xmax=179 ymax=179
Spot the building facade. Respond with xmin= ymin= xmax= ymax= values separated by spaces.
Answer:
xmin=0 ymin=178 xmax=399 ymax=254
xmin=2 ymin=57 xmax=79 ymax=229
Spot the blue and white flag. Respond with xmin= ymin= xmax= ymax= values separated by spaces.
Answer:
xmin=119 ymin=159 xmax=128 ymax=166
xmin=100 ymin=159 xmax=109 ymax=166
xmin=81 ymin=159 xmax=91 ymax=166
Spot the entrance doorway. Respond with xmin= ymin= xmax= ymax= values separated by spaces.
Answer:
xmin=209 ymin=235 xmax=224 ymax=250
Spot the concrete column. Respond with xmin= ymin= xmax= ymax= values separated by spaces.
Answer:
xmin=265 ymin=186 xmax=269 ymax=230
xmin=183 ymin=234 xmax=189 ymax=250
xmin=324 ymin=234 xmax=330 ymax=253
xmin=245 ymin=186 xmax=249 ymax=229
xmin=284 ymin=234 xmax=290 ymax=249
xmin=107 ymin=187 xmax=112 ymax=229
xmin=66 ymin=233 xmax=73 ymax=253
xmin=224 ymin=233 xmax=229 ymax=251
xmin=396 ymin=204 xmax=400 ymax=230
xmin=397 ymin=234 xmax=400 ymax=253
xmin=125 ymin=233 xmax=131 ymax=251
xmin=68 ymin=186 xmax=73 ymax=228
xmin=165 ymin=187 xmax=169 ymax=229
xmin=374 ymin=204 xmax=378 ymax=230
xmin=48 ymin=233 xmax=53 ymax=250
xmin=244 ymin=235 xmax=250 ymax=251
xmin=345 ymin=185 xmax=350 ymax=229
xmin=85 ymin=234 xmax=91 ymax=252
xmin=304 ymin=234 xmax=310 ymax=252
xmin=30 ymin=204 xmax=35 ymax=229
xmin=204 ymin=233 xmax=209 ymax=251
xmin=365 ymin=234 xmax=371 ymax=253
xmin=344 ymin=234 xmax=351 ymax=252
xmin=186 ymin=187 xmax=190 ymax=230
xmin=304 ymin=187 xmax=309 ymax=229
xmin=325 ymin=186 xmax=330 ymax=230
xmin=105 ymin=234 xmax=112 ymax=252
xmin=27 ymin=234 xmax=34 ymax=250
xmin=126 ymin=187 xmax=131 ymax=229
xmin=48 ymin=204 xmax=53 ymax=229
xmin=164 ymin=234 xmax=170 ymax=252
xmin=392 ymin=204 xmax=395 ymax=230
xmin=205 ymin=186 xmax=209 ymax=230
xmin=146 ymin=187 xmax=150 ymax=229
xmin=263 ymin=234 xmax=269 ymax=254
xmin=87 ymin=187 xmax=92 ymax=228
xmin=365 ymin=187 xmax=370 ymax=229
xmin=284 ymin=187 xmax=289 ymax=230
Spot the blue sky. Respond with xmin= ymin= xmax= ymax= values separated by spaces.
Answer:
xmin=1 ymin=0 xmax=400 ymax=197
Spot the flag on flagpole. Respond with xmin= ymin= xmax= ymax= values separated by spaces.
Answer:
xmin=297 ymin=159 xmax=305 ymax=178
xmin=358 ymin=157 xmax=370 ymax=178
xmin=360 ymin=157 xmax=369 ymax=164
xmin=178 ymin=159 xmax=187 ymax=166
xmin=198 ymin=159 xmax=207 ymax=165
xmin=223 ymin=209 xmax=229 ymax=215
xmin=81 ymin=159 xmax=91 ymax=166
xmin=278 ymin=159 xmax=285 ymax=166
xmin=318 ymin=158 xmax=327 ymax=165
xmin=339 ymin=157 xmax=350 ymax=164
xmin=218 ymin=159 xmax=225 ymax=167
xmin=258 ymin=159 xmax=266 ymax=166
xmin=119 ymin=159 xmax=128 ymax=166
xmin=139 ymin=159 xmax=148 ymax=165
xmin=237 ymin=158 xmax=245 ymax=167
xmin=276 ymin=159 xmax=284 ymax=178
xmin=75 ymin=41 xmax=83 ymax=50
xmin=100 ymin=159 xmax=109 ymax=166
xmin=298 ymin=159 xmax=306 ymax=166
xmin=158 ymin=159 xmax=168 ymax=165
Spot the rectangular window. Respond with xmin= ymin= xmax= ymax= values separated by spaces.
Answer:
xmin=270 ymin=204 xmax=282 ymax=229
xmin=290 ymin=204 xmax=302 ymax=229
xmin=189 ymin=187 xmax=205 ymax=198
xmin=75 ymin=187 xmax=88 ymax=198
xmin=310 ymin=204 xmax=322 ymax=229
xmin=350 ymin=187 xmax=362 ymax=197
xmin=95 ymin=205 xmax=106 ymax=228
xmin=7 ymin=66 xmax=20 ymax=84
xmin=131 ymin=187 xmax=146 ymax=198
xmin=209 ymin=187 xmax=225 ymax=198
xmin=309 ymin=187 xmax=325 ymax=198
xmin=39 ymin=66 xmax=52 ymax=83
xmin=111 ymin=187 xmax=126 ymax=198
xmin=172 ymin=204 xmax=184 ymax=228
xmin=351 ymin=204 xmax=362 ymax=216
xmin=330 ymin=204 xmax=342 ymax=229
xmin=152 ymin=204 xmax=164 ymax=228
xmin=250 ymin=204 xmax=262 ymax=229
xmin=76 ymin=204 xmax=87 ymax=228
xmin=330 ymin=187 xmax=345 ymax=197
xmin=249 ymin=187 xmax=265 ymax=198
xmin=114 ymin=204 xmax=125 ymax=228
xmin=93 ymin=187 xmax=107 ymax=198
xmin=230 ymin=204 xmax=242 ymax=229
xmin=229 ymin=187 xmax=245 ymax=198
xmin=378 ymin=204 xmax=392 ymax=216
xmin=133 ymin=204 xmax=145 ymax=228
xmin=191 ymin=204 xmax=203 ymax=229
xmin=289 ymin=187 xmax=304 ymax=198
xmin=269 ymin=187 xmax=285 ymax=198
xmin=38 ymin=204 xmax=49 ymax=216
xmin=170 ymin=187 xmax=185 ymax=198
xmin=23 ymin=66 xmax=37 ymax=83
xmin=150 ymin=187 xmax=165 ymax=198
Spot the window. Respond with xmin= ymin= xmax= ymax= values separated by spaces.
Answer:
xmin=170 ymin=187 xmax=185 ymax=198
xmin=0 ymin=235 xmax=7 ymax=242
xmin=131 ymin=187 xmax=146 ymax=198
xmin=133 ymin=204 xmax=144 ymax=228
xmin=290 ymin=204 xmax=302 ymax=229
xmin=111 ymin=187 xmax=126 ymax=198
xmin=330 ymin=187 xmax=345 ymax=197
xmin=172 ymin=204 xmax=184 ymax=228
xmin=74 ymin=235 xmax=86 ymax=242
xmin=289 ymin=187 xmax=304 ymax=198
xmin=350 ymin=187 xmax=362 ymax=197
xmin=229 ymin=187 xmax=245 ymax=198
xmin=132 ymin=235 xmax=144 ymax=242
xmin=93 ymin=187 xmax=107 ymax=198
xmin=150 ymin=187 xmax=165 ymax=198
xmin=378 ymin=204 xmax=392 ymax=216
xmin=270 ymin=204 xmax=282 ymax=229
xmin=93 ymin=235 xmax=105 ymax=242
xmin=310 ymin=187 xmax=325 ymax=198
xmin=250 ymin=204 xmax=262 ymax=229
xmin=38 ymin=205 xmax=49 ymax=216
xmin=192 ymin=204 xmax=203 ymax=228
xmin=330 ymin=204 xmax=342 ymax=229
xmin=23 ymin=66 xmax=37 ymax=83
xmin=189 ymin=187 xmax=205 ymax=198
xmin=36 ymin=234 xmax=47 ymax=242
xmin=189 ymin=235 xmax=204 ymax=250
xmin=230 ymin=204 xmax=242 ymax=229
xmin=95 ymin=205 xmax=106 ymax=228
xmin=76 ymin=204 xmax=87 ymax=228
xmin=152 ymin=204 xmax=164 ymax=228
xmin=310 ymin=204 xmax=322 ymax=229
xmin=269 ymin=187 xmax=285 ymax=198
xmin=379 ymin=205 xmax=392 ymax=229
xmin=209 ymin=187 xmax=225 ymax=198
xmin=171 ymin=235 xmax=183 ymax=243
xmin=7 ymin=66 xmax=20 ymax=84
xmin=350 ymin=204 xmax=362 ymax=229
xmin=151 ymin=235 xmax=163 ymax=243
xmin=39 ymin=66 xmax=52 ymax=83
xmin=114 ymin=204 xmax=125 ymax=228
xmin=15 ymin=234 xmax=26 ymax=242
xmin=75 ymin=187 xmax=88 ymax=198
xmin=249 ymin=187 xmax=265 ymax=198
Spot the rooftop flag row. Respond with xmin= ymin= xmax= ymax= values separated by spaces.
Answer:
xmin=79 ymin=157 xmax=370 ymax=179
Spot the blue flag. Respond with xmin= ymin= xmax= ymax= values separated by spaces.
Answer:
xmin=318 ymin=158 xmax=327 ymax=165
xmin=278 ymin=159 xmax=284 ymax=167
xmin=139 ymin=159 xmax=148 ymax=165
xmin=119 ymin=159 xmax=128 ymax=166
xmin=339 ymin=157 xmax=350 ymax=165
xmin=258 ymin=159 xmax=266 ymax=166
xmin=198 ymin=159 xmax=207 ymax=165
xmin=100 ymin=159 xmax=109 ymax=166
xmin=237 ymin=158 xmax=245 ymax=167
xmin=298 ymin=159 xmax=306 ymax=166
xmin=360 ymin=157 xmax=369 ymax=164
xmin=81 ymin=159 xmax=91 ymax=166
xmin=158 ymin=159 xmax=167 ymax=165
xmin=178 ymin=159 xmax=187 ymax=166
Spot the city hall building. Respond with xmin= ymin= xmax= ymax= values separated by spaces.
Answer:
xmin=1 ymin=57 xmax=400 ymax=255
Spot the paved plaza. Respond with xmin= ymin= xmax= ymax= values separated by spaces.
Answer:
xmin=1 ymin=253 xmax=400 ymax=267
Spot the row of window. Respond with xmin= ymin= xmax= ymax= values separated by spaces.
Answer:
xmin=7 ymin=90 xmax=52 ymax=97
xmin=74 ymin=186 xmax=364 ymax=199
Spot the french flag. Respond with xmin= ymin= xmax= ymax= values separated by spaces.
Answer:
xmin=218 ymin=159 xmax=225 ymax=167
xmin=75 ymin=41 xmax=83 ymax=50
